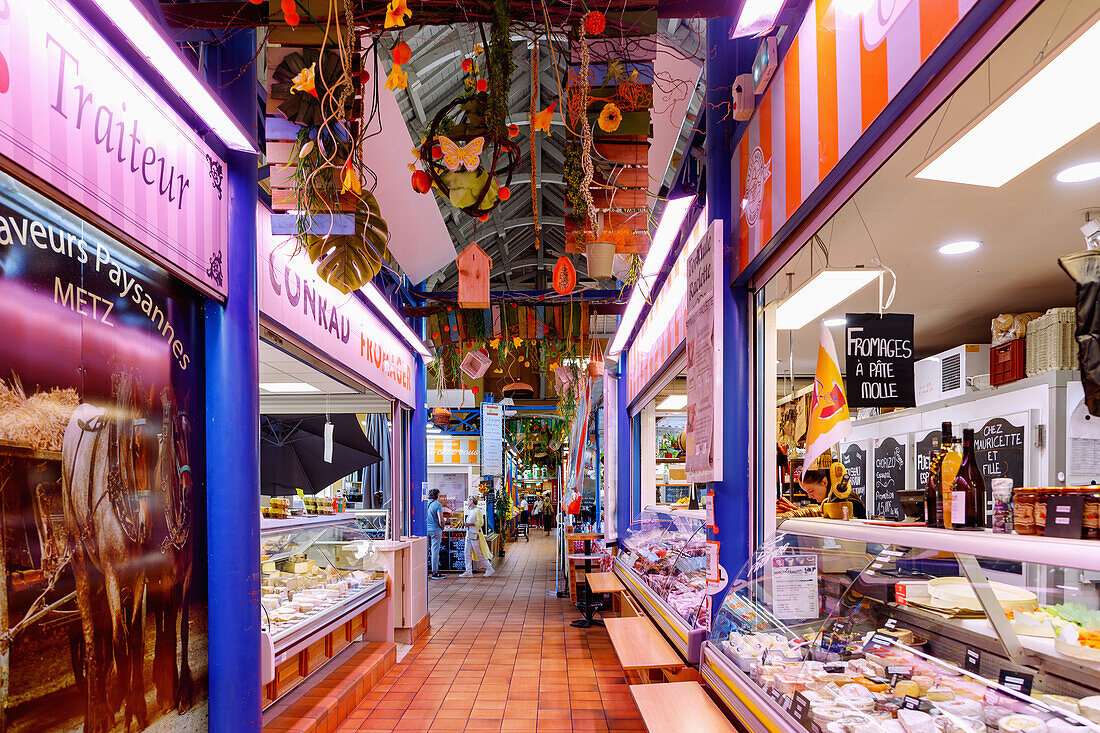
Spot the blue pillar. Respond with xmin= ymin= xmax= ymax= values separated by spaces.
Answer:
xmin=706 ymin=17 xmax=753 ymax=590
xmin=409 ymin=353 xmax=429 ymax=538
xmin=205 ymin=33 xmax=261 ymax=731
xmin=616 ymin=354 xmax=632 ymax=539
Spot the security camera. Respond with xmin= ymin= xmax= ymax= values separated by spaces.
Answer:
xmin=1083 ymin=218 xmax=1100 ymax=250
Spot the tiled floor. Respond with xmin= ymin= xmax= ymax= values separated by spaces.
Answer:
xmin=340 ymin=533 xmax=646 ymax=733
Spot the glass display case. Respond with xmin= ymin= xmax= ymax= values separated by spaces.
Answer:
xmin=701 ymin=518 xmax=1100 ymax=733
xmin=260 ymin=515 xmax=388 ymax=655
xmin=349 ymin=508 xmax=390 ymax=539
xmin=615 ymin=505 xmax=709 ymax=663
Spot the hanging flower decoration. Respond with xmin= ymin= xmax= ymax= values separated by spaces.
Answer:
xmin=384 ymin=0 xmax=411 ymax=28
xmin=290 ymin=63 xmax=318 ymax=97
xmin=385 ymin=64 xmax=408 ymax=91
xmin=340 ymin=161 xmax=362 ymax=196
xmin=532 ymin=102 xmax=555 ymax=133
xmin=585 ymin=11 xmax=606 ymax=36
xmin=391 ymin=40 xmax=412 ymax=65
xmin=598 ymin=102 xmax=622 ymax=133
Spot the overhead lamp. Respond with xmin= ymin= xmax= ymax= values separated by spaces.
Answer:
xmin=656 ymin=395 xmax=687 ymax=411
xmin=260 ymin=382 xmax=321 ymax=393
xmin=732 ymin=0 xmax=785 ymax=39
xmin=823 ymin=317 xmax=847 ymax=327
xmin=915 ymin=16 xmax=1100 ymax=188
xmin=362 ymin=283 xmax=434 ymax=362
xmin=938 ymin=240 xmax=982 ymax=255
xmin=775 ymin=268 xmax=881 ymax=330
xmin=1057 ymin=161 xmax=1100 ymax=183
xmin=607 ymin=195 xmax=696 ymax=357
xmin=84 ymin=0 xmax=256 ymax=153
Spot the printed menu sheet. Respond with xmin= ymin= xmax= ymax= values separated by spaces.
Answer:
xmin=771 ymin=555 xmax=819 ymax=620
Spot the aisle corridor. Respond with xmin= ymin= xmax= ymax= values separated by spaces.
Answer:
xmin=339 ymin=534 xmax=644 ymax=733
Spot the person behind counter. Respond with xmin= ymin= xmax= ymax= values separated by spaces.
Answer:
xmin=779 ymin=452 xmax=867 ymax=519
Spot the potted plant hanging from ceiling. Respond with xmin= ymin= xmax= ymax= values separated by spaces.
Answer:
xmin=272 ymin=23 xmax=393 ymax=294
xmin=414 ymin=1 xmax=520 ymax=219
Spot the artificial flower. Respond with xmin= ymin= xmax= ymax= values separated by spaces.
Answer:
xmin=585 ymin=10 xmax=606 ymax=35
xmin=384 ymin=0 xmax=410 ymax=28
xmin=549 ymin=361 xmax=559 ymax=372
xmin=340 ymin=162 xmax=361 ymax=196
xmin=392 ymin=41 xmax=412 ymax=65
xmin=474 ymin=44 xmax=484 ymax=54
xmin=598 ymin=102 xmax=622 ymax=132
xmin=462 ymin=58 xmax=474 ymax=74
xmin=476 ymin=78 xmax=488 ymax=92
xmin=490 ymin=338 xmax=500 ymax=349
xmin=290 ymin=63 xmax=318 ymax=98
xmin=532 ymin=101 xmax=556 ymax=133
xmin=513 ymin=337 xmax=523 ymax=348
xmin=385 ymin=64 xmax=408 ymax=91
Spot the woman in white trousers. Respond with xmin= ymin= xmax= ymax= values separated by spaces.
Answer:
xmin=460 ymin=494 xmax=495 ymax=577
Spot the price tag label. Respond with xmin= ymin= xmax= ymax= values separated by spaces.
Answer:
xmin=964 ymin=648 xmax=981 ymax=674
xmin=769 ymin=685 xmax=784 ymax=704
xmin=792 ymin=691 xmax=813 ymax=727
xmin=903 ymin=696 xmax=922 ymax=710
xmin=863 ymin=632 xmax=896 ymax=652
xmin=884 ymin=617 xmax=899 ymax=631
xmin=998 ymin=671 xmax=1034 ymax=696
xmin=783 ymin=695 xmax=795 ymax=712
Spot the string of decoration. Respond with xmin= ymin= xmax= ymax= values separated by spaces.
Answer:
xmin=530 ymin=38 xmax=540 ymax=251
xmin=577 ymin=22 xmax=597 ymax=230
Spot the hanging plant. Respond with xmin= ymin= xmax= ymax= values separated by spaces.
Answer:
xmin=302 ymin=190 xmax=390 ymax=294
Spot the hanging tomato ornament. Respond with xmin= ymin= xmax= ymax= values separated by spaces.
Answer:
xmin=411 ymin=169 xmax=432 ymax=193
xmin=585 ymin=11 xmax=606 ymax=35
xmin=552 ymin=256 xmax=577 ymax=295
xmin=391 ymin=41 xmax=412 ymax=65
xmin=497 ymin=186 xmax=511 ymax=201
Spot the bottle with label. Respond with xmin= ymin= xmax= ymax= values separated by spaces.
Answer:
xmin=951 ymin=428 xmax=987 ymax=530
xmin=925 ymin=423 xmax=952 ymax=528
xmin=940 ymin=429 xmax=962 ymax=528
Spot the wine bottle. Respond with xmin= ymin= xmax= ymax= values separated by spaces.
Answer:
xmin=926 ymin=422 xmax=952 ymax=528
xmin=941 ymin=432 xmax=962 ymax=529
xmin=951 ymin=428 xmax=987 ymax=530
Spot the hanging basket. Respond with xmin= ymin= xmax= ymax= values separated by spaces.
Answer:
xmin=585 ymin=240 xmax=615 ymax=279
xmin=432 ymin=407 xmax=452 ymax=427
xmin=587 ymin=336 xmax=605 ymax=378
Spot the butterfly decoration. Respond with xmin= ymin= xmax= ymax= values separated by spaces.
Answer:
xmin=438 ymin=136 xmax=484 ymax=172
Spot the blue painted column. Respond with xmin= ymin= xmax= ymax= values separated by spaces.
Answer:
xmin=616 ymin=354 xmax=632 ymax=539
xmin=205 ymin=33 xmax=261 ymax=731
xmin=408 ymin=351 xmax=429 ymax=539
xmin=706 ymin=18 xmax=753 ymax=592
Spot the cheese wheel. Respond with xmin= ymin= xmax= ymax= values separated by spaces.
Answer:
xmin=998 ymin=715 xmax=1047 ymax=733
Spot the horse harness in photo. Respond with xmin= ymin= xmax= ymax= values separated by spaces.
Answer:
xmin=157 ymin=406 xmax=192 ymax=553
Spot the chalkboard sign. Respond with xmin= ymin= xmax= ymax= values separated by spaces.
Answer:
xmin=972 ymin=417 xmax=1025 ymax=489
xmin=845 ymin=313 xmax=916 ymax=408
xmin=915 ymin=430 xmax=941 ymax=492
xmin=840 ymin=443 xmax=867 ymax=501
xmin=873 ymin=437 xmax=906 ymax=520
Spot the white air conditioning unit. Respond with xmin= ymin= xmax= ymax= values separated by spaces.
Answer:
xmin=914 ymin=344 xmax=990 ymax=406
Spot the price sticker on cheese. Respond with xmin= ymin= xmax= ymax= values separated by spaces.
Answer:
xmin=998 ymin=671 xmax=1033 ymax=696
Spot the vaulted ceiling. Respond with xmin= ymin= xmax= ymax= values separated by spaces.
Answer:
xmin=385 ymin=20 xmax=707 ymax=294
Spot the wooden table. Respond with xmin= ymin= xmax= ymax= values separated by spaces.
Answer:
xmin=629 ymin=682 xmax=738 ymax=733
xmin=586 ymin=571 xmax=626 ymax=594
xmin=603 ymin=616 xmax=684 ymax=682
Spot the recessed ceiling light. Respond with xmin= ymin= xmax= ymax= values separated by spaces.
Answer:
xmin=824 ymin=318 xmax=847 ymax=327
xmin=938 ymin=240 xmax=982 ymax=255
xmin=656 ymin=395 xmax=687 ymax=411
xmin=260 ymin=382 xmax=321 ymax=393
xmin=1056 ymin=161 xmax=1100 ymax=183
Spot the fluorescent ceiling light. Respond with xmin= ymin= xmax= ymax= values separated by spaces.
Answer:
xmin=1057 ymin=161 xmax=1100 ymax=183
xmin=938 ymin=240 xmax=982 ymax=255
xmin=733 ymin=0 xmax=785 ymax=38
xmin=260 ymin=382 xmax=321 ymax=393
xmin=915 ymin=16 xmax=1100 ymax=188
xmin=363 ymin=283 xmax=434 ymax=362
xmin=823 ymin=317 xmax=847 ymax=327
xmin=656 ymin=395 xmax=687 ymax=411
xmin=775 ymin=268 xmax=881 ymax=330
xmin=86 ymin=0 xmax=256 ymax=153
xmin=607 ymin=195 xmax=696 ymax=357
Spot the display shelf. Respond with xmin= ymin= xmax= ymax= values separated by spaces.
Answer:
xmin=267 ymin=579 xmax=387 ymax=658
xmin=642 ymin=504 xmax=706 ymax=522
xmin=780 ymin=517 xmax=1100 ymax=572
xmin=699 ymin=641 xmax=804 ymax=733
xmin=613 ymin=561 xmax=708 ymax=664
xmin=261 ymin=514 xmax=358 ymax=533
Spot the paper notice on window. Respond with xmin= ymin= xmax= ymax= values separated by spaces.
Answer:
xmin=686 ymin=221 xmax=722 ymax=483
xmin=706 ymin=540 xmax=721 ymax=583
xmin=706 ymin=492 xmax=716 ymax=529
xmin=771 ymin=555 xmax=819 ymax=620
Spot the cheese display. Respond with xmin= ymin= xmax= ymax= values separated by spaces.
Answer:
xmin=259 ymin=518 xmax=387 ymax=643
xmin=619 ymin=507 xmax=709 ymax=629
xmin=707 ymin=522 xmax=1100 ymax=733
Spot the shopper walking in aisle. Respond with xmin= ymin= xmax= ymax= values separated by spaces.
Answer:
xmin=542 ymin=492 xmax=553 ymax=535
xmin=460 ymin=494 xmax=495 ymax=578
xmin=426 ymin=489 xmax=445 ymax=579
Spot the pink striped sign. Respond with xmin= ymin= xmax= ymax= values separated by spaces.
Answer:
xmin=735 ymin=0 xmax=978 ymax=273
xmin=0 ymin=0 xmax=228 ymax=298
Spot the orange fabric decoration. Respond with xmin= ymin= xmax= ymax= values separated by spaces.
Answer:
xmin=532 ymin=102 xmax=556 ymax=133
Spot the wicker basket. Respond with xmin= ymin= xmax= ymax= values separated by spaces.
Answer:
xmin=1025 ymin=307 xmax=1076 ymax=376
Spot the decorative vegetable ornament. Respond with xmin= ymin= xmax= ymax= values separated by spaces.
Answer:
xmin=598 ymin=102 xmax=622 ymax=133
xmin=552 ymin=256 xmax=577 ymax=295
xmin=476 ymin=79 xmax=488 ymax=92
xmin=585 ymin=11 xmax=606 ymax=35
xmin=411 ymin=169 xmax=432 ymax=193
xmin=462 ymin=58 xmax=474 ymax=74
xmin=497 ymin=186 xmax=511 ymax=201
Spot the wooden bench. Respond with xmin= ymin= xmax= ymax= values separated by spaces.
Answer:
xmin=603 ymin=616 xmax=684 ymax=684
xmin=629 ymin=682 xmax=737 ymax=733
xmin=586 ymin=571 xmax=627 ymax=616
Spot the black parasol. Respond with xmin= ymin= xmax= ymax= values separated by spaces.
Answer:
xmin=260 ymin=413 xmax=382 ymax=496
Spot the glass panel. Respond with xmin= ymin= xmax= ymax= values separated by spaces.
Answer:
xmin=620 ymin=507 xmax=709 ymax=628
